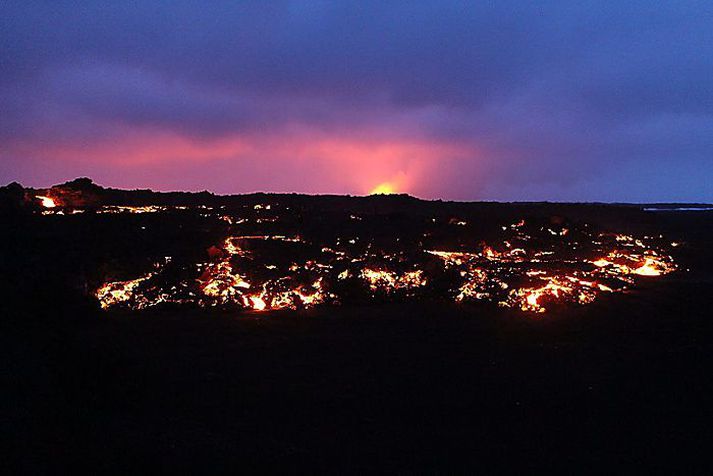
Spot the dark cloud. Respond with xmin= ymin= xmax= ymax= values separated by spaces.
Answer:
xmin=1 ymin=0 xmax=712 ymax=200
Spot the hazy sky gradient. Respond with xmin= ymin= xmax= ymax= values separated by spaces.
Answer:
xmin=2 ymin=1 xmax=712 ymax=201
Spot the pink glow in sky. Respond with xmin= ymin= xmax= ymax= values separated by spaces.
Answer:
xmin=3 ymin=126 xmax=477 ymax=197
xmin=2 ymin=2 xmax=713 ymax=202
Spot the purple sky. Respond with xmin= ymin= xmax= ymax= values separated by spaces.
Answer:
xmin=2 ymin=1 xmax=712 ymax=201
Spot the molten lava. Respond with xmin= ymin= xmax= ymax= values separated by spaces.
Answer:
xmin=37 ymin=195 xmax=56 ymax=208
xmin=248 ymin=295 xmax=267 ymax=311
xmin=633 ymin=257 xmax=665 ymax=276
xmin=89 ymin=202 xmax=677 ymax=315
xmin=360 ymin=268 xmax=427 ymax=293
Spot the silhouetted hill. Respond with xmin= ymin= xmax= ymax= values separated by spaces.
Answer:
xmin=4 ymin=177 xmax=713 ymax=211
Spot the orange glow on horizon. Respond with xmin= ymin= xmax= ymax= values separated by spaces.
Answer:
xmin=370 ymin=182 xmax=397 ymax=195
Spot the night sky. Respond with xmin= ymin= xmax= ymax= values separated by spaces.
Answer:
xmin=2 ymin=1 xmax=712 ymax=201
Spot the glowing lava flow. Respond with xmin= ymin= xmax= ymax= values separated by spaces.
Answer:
xmin=248 ymin=295 xmax=267 ymax=311
xmin=195 ymin=236 xmax=334 ymax=311
xmin=633 ymin=257 xmax=666 ymax=276
xmin=500 ymin=277 xmax=593 ymax=313
xmin=360 ymin=268 xmax=427 ymax=293
xmin=591 ymin=251 xmax=674 ymax=278
xmin=95 ymin=272 xmax=155 ymax=310
xmin=92 ymin=207 xmax=677 ymax=315
xmin=199 ymin=238 xmax=252 ymax=305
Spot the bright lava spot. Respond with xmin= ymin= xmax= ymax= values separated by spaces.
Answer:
xmin=248 ymin=296 xmax=267 ymax=311
xmin=592 ymin=258 xmax=611 ymax=267
xmin=633 ymin=258 xmax=663 ymax=276
xmin=37 ymin=195 xmax=56 ymax=208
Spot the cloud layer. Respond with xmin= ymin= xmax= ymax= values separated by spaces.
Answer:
xmin=2 ymin=1 xmax=712 ymax=200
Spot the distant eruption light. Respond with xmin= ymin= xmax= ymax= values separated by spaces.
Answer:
xmin=370 ymin=183 xmax=397 ymax=195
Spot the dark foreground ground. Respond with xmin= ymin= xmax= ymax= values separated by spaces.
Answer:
xmin=5 ymin=283 xmax=713 ymax=472
xmin=2 ymin=202 xmax=713 ymax=473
